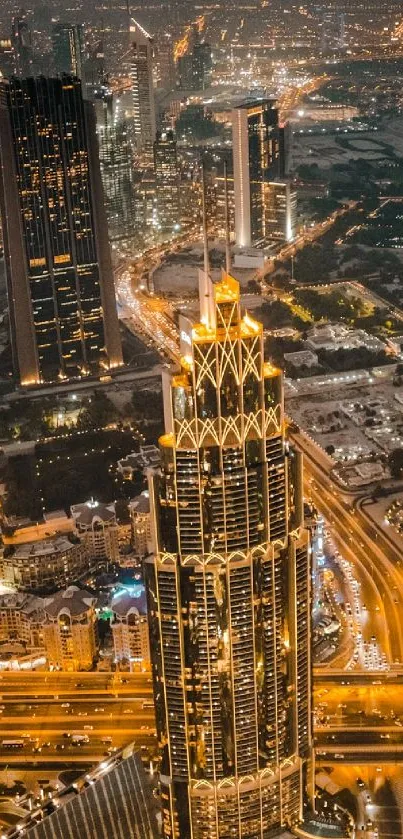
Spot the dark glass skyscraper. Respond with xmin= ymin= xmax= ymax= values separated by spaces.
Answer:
xmin=0 ymin=76 xmax=122 ymax=385
xmin=232 ymin=100 xmax=287 ymax=247
xmin=52 ymin=24 xmax=84 ymax=80
xmin=146 ymin=271 xmax=313 ymax=838
xmin=154 ymin=130 xmax=180 ymax=234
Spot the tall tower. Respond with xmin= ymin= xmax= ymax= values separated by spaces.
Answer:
xmin=52 ymin=23 xmax=84 ymax=80
xmin=94 ymin=84 xmax=136 ymax=243
xmin=145 ymin=271 xmax=312 ymax=838
xmin=130 ymin=17 xmax=156 ymax=151
xmin=154 ymin=130 xmax=180 ymax=234
xmin=0 ymin=76 xmax=122 ymax=385
xmin=232 ymin=99 xmax=285 ymax=248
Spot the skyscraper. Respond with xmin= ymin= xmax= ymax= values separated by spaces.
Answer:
xmin=154 ymin=130 xmax=180 ymax=234
xmin=0 ymin=76 xmax=122 ymax=385
xmin=94 ymin=84 xmax=136 ymax=243
xmin=11 ymin=14 xmax=34 ymax=77
xmin=52 ymin=23 xmax=84 ymax=80
xmin=232 ymin=99 xmax=286 ymax=248
xmin=265 ymin=181 xmax=297 ymax=243
xmin=1 ymin=743 xmax=159 ymax=838
xmin=130 ymin=17 xmax=156 ymax=152
xmin=145 ymin=271 xmax=312 ymax=838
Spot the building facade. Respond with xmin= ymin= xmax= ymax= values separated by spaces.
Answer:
xmin=94 ymin=87 xmax=136 ymax=243
xmin=2 ymin=744 xmax=159 ymax=839
xmin=0 ymin=536 xmax=89 ymax=591
xmin=52 ymin=24 xmax=84 ymax=79
xmin=129 ymin=491 xmax=153 ymax=558
xmin=43 ymin=586 xmax=98 ymax=671
xmin=0 ymin=592 xmax=45 ymax=651
xmin=265 ymin=181 xmax=297 ymax=243
xmin=145 ymin=271 xmax=312 ymax=838
xmin=71 ymin=499 xmax=120 ymax=562
xmin=111 ymin=585 xmax=150 ymax=666
xmin=0 ymin=75 xmax=122 ymax=385
xmin=130 ymin=17 xmax=156 ymax=152
xmin=154 ymin=130 xmax=180 ymax=234
xmin=232 ymin=100 xmax=286 ymax=248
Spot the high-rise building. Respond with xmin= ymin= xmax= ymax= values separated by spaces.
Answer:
xmin=42 ymin=586 xmax=98 ymax=672
xmin=0 ymin=38 xmax=15 ymax=78
xmin=193 ymin=41 xmax=212 ymax=90
xmin=11 ymin=14 xmax=34 ymax=77
xmin=71 ymin=499 xmax=120 ymax=562
xmin=145 ymin=271 xmax=312 ymax=838
xmin=232 ymin=99 xmax=286 ymax=247
xmin=130 ymin=17 xmax=156 ymax=151
xmin=111 ymin=584 xmax=150 ymax=666
xmin=52 ymin=23 xmax=84 ymax=80
xmin=154 ymin=34 xmax=176 ymax=91
xmin=154 ymin=130 xmax=180 ymax=234
xmin=0 ymin=76 xmax=123 ymax=385
xmin=265 ymin=181 xmax=297 ymax=243
xmin=94 ymin=85 xmax=136 ymax=243
xmin=177 ymin=41 xmax=212 ymax=91
xmin=1 ymin=743 xmax=159 ymax=839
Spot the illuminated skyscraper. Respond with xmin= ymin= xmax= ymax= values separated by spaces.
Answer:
xmin=11 ymin=14 xmax=33 ymax=77
xmin=146 ymin=270 xmax=312 ymax=838
xmin=154 ymin=130 xmax=180 ymax=234
xmin=265 ymin=181 xmax=297 ymax=243
xmin=52 ymin=23 xmax=84 ymax=80
xmin=130 ymin=17 xmax=156 ymax=151
xmin=94 ymin=85 xmax=136 ymax=243
xmin=0 ymin=76 xmax=122 ymax=385
xmin=232 ymin=100 xmax=286 ymax=248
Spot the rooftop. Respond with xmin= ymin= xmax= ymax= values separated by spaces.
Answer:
xmin=11 ymin=536 xmax=79 ymax=560
xmin=43 ymin=586 xmax=97 ymax=618
xmin=70 ymin=499 xmax=116 ymax=527
xmin=111 ymin=584 xmax=148 ymax=617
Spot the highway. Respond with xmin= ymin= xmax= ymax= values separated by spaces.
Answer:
xmin=117 ymin=270 xmax=181 ymax=364
xmin=291 ymin=428 xmax=403 ymax=664
xmin=0 ymin=672 xmax=156 ymax=767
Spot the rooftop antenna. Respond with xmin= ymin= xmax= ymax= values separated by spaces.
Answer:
xmin=224 ymin=159 xmax=231 ymax=275
xmin=199 ymin=160 xmax=215 ymax=329
xmin=201 ymin=161 xmax=210 ymax=280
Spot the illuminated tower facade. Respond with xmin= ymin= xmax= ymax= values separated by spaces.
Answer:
xmin=52 ymin=23 xmax=84 ymax=80
xmin=94 ymin=85 xmax=136 ymax=243
xmin=130 ymin=17 xmax=156 ymax=151
xmin=0 ymin=76 xmax=122 ymax=385
xmin=154 ymin=130 xmax=180 ymax=234
xmin=232 ymin=100 xmax=286 ymax=248
xmin=146 ymin=271 xmax=312 ymax=838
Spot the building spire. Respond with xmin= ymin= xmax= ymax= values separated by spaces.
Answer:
xmin=224 ymin=159 xmax=231 ymax=274
xmin=201 ymin=161 xmax=210 ymax=280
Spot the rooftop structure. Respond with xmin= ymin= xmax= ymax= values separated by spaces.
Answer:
xmin=0 ymin=536 xmax=88 ymax=591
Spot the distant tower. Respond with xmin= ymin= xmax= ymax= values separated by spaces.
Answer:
xmin=154 ymin=130 xmax=180 ymax=233
xmin=0 ymin=76 xmax=122 ymax=385
xmin=232 ymin=99 xmax=285 ymax=247
xmin=145 ymin=271 xmax=313 ymax=838
xmin=52 ymin=23 xmax=84 ymax=80
xmin=11 ymin=14 xmax=33 ymax=76
xmin=94 ymin=84 xmax=136 ymax=243
xmin=130 ymin=17 xmax=156 ymax=151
